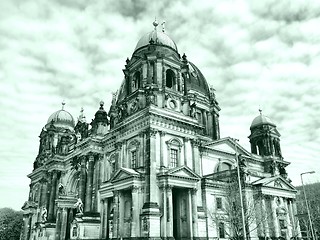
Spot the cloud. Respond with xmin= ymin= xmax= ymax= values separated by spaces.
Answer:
xmin=0 ymin=0 xmax=320 ymax=209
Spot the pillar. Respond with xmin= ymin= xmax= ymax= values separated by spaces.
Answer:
xmin=208 ymin=112 xmax=213 ymax=137
xmin=188 ymin=189 xmax=194 ymax=238
xmin=131 ymin=186 xmax=140 ymax=237
xmin=160 ymin=131 xmax=165 ymax=167
xmin=55 ymin=207 xmax=62 ymax=240
xmin=79 ymin=156 xmax=87 ymax=203
xmin=191 ymin=139 xmax=200 ymax=174
xmin=113 ymin=191 xmax=120 ymax=238
xmin=160 ymin=186 xmax=167 ymax=237
xmin=191 ymin=188 xmax=199 ymax=237
xmin=85 ymin=154 xmax=94 ymax=212
xmin=183 ymin=138 xmax=188 ymax=166
xmin=40 ymin=178 xmax=48 ymax=207
xmin=271 ymin=197 xmax=280 ymax=237
xmin=262 ymin=196 xmax=270 ymax=237
xmin=60 ymin=208 xmax=68 ymax=240
xmin=48 ymin=171 xmax=58 ymax=222
xmin=166 ymin=185 xmax=173 ymax=237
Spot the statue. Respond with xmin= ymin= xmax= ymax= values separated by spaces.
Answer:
xmin=58 ymin=182 xmax=65 ymax=195
xmin=41 ymin=207 xmax=47 ymax=222
xmin=74 ymin=198 xmax=83 ymax=214
xmin=190 ymin=102 xmax=197 ymax=118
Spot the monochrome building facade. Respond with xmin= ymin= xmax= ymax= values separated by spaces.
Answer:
xmin=21 ymin=21 xmax=301 ymax=240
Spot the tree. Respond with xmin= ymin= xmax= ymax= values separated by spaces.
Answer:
xmin=0 ymin=208 xmax=24 ymax=240
xmin=295 ymin=182 xmax=320 ymax=240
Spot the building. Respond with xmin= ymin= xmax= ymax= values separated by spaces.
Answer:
xmin=21 ymin=21 xmax=301 ymax=240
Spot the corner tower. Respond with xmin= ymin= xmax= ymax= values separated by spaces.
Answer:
xmin=249 ymin=110 xmax=282 ymax=158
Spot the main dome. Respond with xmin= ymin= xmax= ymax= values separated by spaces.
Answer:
xmin=46 ymin=109 xmax=75 ymax=130
xmin=134 ymin=30 xmax=178 ymax=53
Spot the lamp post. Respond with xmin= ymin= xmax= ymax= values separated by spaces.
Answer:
xmin=233 ymin=138 xmax=247 ymax=240
xmin=300 ymin=171 xmax=315 ymax=240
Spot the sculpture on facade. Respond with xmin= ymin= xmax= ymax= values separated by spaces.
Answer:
xmin=74 ymin=198 xmax=83 ymax=214
xmin=41 ymin=207 xmax=47 ymax=222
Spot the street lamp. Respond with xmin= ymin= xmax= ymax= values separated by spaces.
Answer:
xmin=232 ymin=138 xmax=247 ymax=240
xmin=300 ymin=171 xmax=315 ymax=240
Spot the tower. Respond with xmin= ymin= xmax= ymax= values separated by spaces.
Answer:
xmin=248 ymin=110 xmax=282 ymax=158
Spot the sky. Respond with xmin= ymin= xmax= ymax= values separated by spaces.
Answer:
xmin=0 ymin=0 xmax=319 ymax=210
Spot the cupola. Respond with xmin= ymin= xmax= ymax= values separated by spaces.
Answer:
xmin=249 ymin=110 xmax=282 ymax=158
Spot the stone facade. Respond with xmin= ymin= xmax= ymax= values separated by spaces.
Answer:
xmin=21 ymin=22 xmax=301 ymax=240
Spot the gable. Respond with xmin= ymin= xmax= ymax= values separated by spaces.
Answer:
xmin=252 ymin=176 xmax=296 ymax=191
xmin=204 ymin=137 xmax=251 ymax=157
xmin=110 ymin=168 xmax=140 ymax=182
xmin=166 ymin=165 xmax=200 ymax=179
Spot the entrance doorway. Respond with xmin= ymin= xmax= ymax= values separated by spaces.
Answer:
xmin=172 ymin=188 xmax=191 ymax=239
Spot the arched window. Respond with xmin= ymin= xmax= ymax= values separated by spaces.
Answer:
xmin=220 ymin=162 xmax=232 ymax=171
xmin=128 ymin=140 xmax=140 ymax=168
xmin=166 ymin=138 xmax=182 ymax=168
xmin=131 ymin=71 xmax=140 ymax=92
xmin=166 ymin=69 xmax=175 ymax=89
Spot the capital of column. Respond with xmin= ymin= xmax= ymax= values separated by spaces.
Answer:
xmin=190 ymin=139 xmax=201 ymax=147
xmin=115 ymin=141 xmax=123 ymax=150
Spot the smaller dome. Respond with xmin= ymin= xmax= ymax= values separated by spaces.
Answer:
xmin=250 ymin=112 xmax=276 ymax=129
xmin=134 ymin=30 xmax=178 ymax=53
xmin=46 ymin=109 xmax=75 ymax=130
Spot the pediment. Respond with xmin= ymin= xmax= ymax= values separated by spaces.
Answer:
xmin=110 ymin=168 xmax=140 ymax=183
xmin=204 ymin=137 xmax=251 ymax=156
xmin=252 ymin=175 xmax=296 ymax=191
xmin=166 ymin=165 xmax=200 ymax=179
xmin=21 ymin=201 xmax=37 ymax=210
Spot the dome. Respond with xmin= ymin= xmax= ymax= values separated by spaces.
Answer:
xmin=186 ymin=62 xmax=210 ymax=97
xmin=46 ymin=109 xmax=75 ymax=130
xmin=134 ymin=30 xmax=178 ymax=53
xmin=250 ymin=112 xmax=276 ymax=129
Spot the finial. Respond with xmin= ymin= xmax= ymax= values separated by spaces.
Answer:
xmin=259 ymin=107 xmax=262 ymax=115
xmin=161 ymin=21 xmax=166 ymax=32
xmin=153 ymin=17 xmax=158 ymax=30
xmin=100 ymin=101 xmax=104 ymax=110
xmin=80 ymin=107 xmax=84 ymax=113
xmin=61 ymin=100 xmax=65 ymax=110
xmin=126 ymin=57 xmax=130 ymax=65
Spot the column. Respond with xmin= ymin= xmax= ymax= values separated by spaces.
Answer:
xmin=85 ymin=154 xmax=94 ymax=212
xmin=40 ymin=178 xmax=48 ymax=207
xmin=60 ymin=208 xmax=68 ymax=240
xmin=131 ymin=186 xmax=140 ymax=237
xmin=207 ymin=112 xmax=213 ymax=137
xmin=113 ymin=191 xmax=120 ymax=238
xmin=166 ymin=185 xmax=173 ymax=237
xmin=191 ymin=139 xmax=200 ymax=174
xmin=55 ymin=207 xmax=62 ymax=240
xmin=191 ymin=188 xmax=198 ymax=237
xmin=79 ymin=156 xmax=87 ymax=203
xmin=48 ymin=170 xmax=58 ymax=222
xmin=262 ymin=196 xmax=270 ymax=237
xmin=271 ymin=197 xmax=280 ymax=237
xmin=188 ymin=189 xmax=194 ymax=238
xmin=183 ymin=138 xmax=188 ymax=166
xmin=160 ymin=186 xmax=167 ymax=238
xmin=160 ymin=131 xmax=165 ymax=167
xmin=284 ymin=199 xmax=292 ymax=238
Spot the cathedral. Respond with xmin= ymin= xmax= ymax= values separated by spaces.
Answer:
xmin=21 ymin=21 xmax=301 ymax=240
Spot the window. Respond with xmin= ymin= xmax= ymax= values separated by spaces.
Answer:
xmin=72 ymin=226 xmax=78 ymax=237
xmin=131 ymin=150 xmax=137 ymax=168
xmin=166 ymin=69 xmax=175 ymax=89
xmin=166 ymin=138 xmax=182 ymax=168
xmin=219 ymin=222 xmax=225 ymax=238
xmin=170 ymin=148 xmax=178 ymax=167
xmin=216 ymin=197 xmax=222 ymax=210
xmin=131 ymin=71 xmax=140 ymax=92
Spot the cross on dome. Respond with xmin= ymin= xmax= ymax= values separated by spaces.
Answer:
xmin=61 ymin=100 xmax=66 ymax=110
